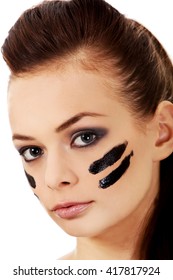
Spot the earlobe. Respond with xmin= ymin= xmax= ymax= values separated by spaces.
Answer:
xmin=153 ymin=101 xmax=173 ymax=161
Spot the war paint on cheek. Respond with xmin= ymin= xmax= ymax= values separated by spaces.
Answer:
xmin=89 ymin=141 xmax=128 ymax=174
xmin=34 ymin=193 xmax=39 ymax=200
xmin=99 ymin=151 xmax=134 ymax=189
xmin=24 ymin=171 xmax=36 ymax=189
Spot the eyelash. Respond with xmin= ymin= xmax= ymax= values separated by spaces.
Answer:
xmin=18 ymin=128 xmax=107 ymax=162
xmin=71 ymin=128 xmax=107 ymax=148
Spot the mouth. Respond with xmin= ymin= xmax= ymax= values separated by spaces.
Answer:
xmin=51 ymin=201 xmax=94 ymax=219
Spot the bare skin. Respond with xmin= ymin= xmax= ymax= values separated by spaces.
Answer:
xmin=8 ymin=64 xmax=173 ymax=259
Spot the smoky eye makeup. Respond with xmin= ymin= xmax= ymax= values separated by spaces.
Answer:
xmin=70 ymin=127 xmax=108 ymax=148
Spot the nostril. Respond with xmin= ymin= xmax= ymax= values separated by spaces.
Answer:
xmin=62 ymin=181 xmax=70 ymax=185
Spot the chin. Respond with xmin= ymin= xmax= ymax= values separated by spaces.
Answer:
xmin=55 ymin=218 xmax=110 ymax=238
xmin=48 ymin=209 xmax=118 ymax=238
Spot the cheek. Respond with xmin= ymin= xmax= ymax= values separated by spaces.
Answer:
xmin=89 ymin=142 xmax=128 ymax=174
xmin=88 ymin=142 xmax=134 ymax=189
xmin=99 ymin=151 xmax=134 ymax=189
xmin=24 ymin=170 xmax=36 ymax=189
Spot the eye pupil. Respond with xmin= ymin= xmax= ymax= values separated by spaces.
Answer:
xmin=30 ymin=147 xmax=40 ymax=156
xmin=82 ymin=133 xmax=94 ymax=143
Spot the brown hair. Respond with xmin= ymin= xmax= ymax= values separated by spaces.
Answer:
xmin=2 ymin=0 xmax=173 ymax=259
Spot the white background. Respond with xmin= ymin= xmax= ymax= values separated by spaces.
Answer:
xmin=0 ymin=0 xmax=173 ymax=263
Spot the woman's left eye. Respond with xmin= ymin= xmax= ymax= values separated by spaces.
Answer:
xmin=71 ymin=129 xmax=107 ymax=148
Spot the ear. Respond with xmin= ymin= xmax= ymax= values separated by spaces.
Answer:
xmin=152 ymin=101 xmax=173 ymax=161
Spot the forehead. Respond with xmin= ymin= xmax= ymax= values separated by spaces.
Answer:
xmin=8 ymin=66 xmax=140 ymax=139
xmin=8 ymin=66 xmax=122 ymax=116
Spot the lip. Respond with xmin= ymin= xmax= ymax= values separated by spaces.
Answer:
xmin=52 ymin=201 xmax=93 ymax=219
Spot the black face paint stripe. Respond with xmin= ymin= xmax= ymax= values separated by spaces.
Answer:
xmin=89 ymin=141 xmax=128 ymax=174
xmin=24 ymin=171 xmax=36 ymax=189
xmin=34 ymin=193 xmax=39 ymax=199
xmin=99 ymin=151 xmax=134 ymax=189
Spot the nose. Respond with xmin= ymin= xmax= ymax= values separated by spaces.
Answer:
xmin=44 ymin=151 xmax=78 ymax=190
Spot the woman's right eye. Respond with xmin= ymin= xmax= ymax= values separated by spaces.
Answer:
xmin=18 ymin=146 xmax=43 ymax=162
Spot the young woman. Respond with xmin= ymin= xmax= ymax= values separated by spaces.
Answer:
xmin=2 ymin=0 xmax=173 ymax=259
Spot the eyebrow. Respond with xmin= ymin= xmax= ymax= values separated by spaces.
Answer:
xmin=12 ymin=112 xmax=106 ymax=141
xmin=55 ymin=112 xmax=106 ymax=133
xmin=12 ymin=134 xmax=36 ymax=141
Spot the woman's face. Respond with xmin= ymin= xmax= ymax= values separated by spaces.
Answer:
xmin=8 ymin=65 xmax=158 ymax=237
